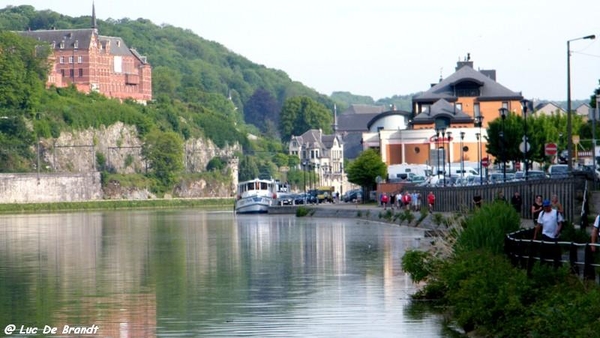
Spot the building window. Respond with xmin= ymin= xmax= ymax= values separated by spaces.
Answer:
xmin=474 ymin=103 xmax=480 ymax=117
xmin=414 ymin=147 xmax=421 ymax=154
xmin=455 ymin=103 xmax=462 ymax=111
xmin=61 ymin=69 xmax=65 ymax=77
xmin=69 ymin=69 xmax=74 ymax=78
xmin=502 ymin=102 xmax=508 ymax=109
xmin=69 ymin=56 xmax=73 ymax=64
xmin=78 ymin=56 xmax=82 ymax=63
xmin=59 ymin=42 xmax=64 ymax=49
xmin=78 ymin=69 xmax=83 ymax=77
xmin=59 ymin=56 xmax=64 ymax=64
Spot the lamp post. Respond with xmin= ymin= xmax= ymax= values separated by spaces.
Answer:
xmin=567 ymin=34 xmax=596 ymax=172
xmin=435 ymin=131 xmax=440 ymax=176
xmin=302 ymin=159 xmax=308 ymax=197
xmin=460 ymin=132 xmax=465 ymax=180
xmin=499 ymin=107 xmax=508 ymax=182
xmin=594 ymin=95 xmax=600 ymax=185
xmin=446 ymin=131 xmax=453 ymax=182
xmin=476 ymin=132 xmax=481 ymax=184
xmin=475 ymin=115 xmax=484 ymax=183
xmin=441 ymin=127 xmax=447 ymax=186
xmin=521 ymin=99 xmax=530 ymax=181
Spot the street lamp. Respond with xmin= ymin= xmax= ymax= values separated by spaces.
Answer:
xmin=441 ymin=127 xmax=447 ymax=186
xmin=476 ymin=132 xmax=481 ymax=184
xmin=435 ymin=131 xmax=440 ymax=176
xmin=520 ymin=99 xmax=531 ymax=181
xmin=446 ymin=131 xmax=453 ymax=181
xmin=475 ymin=115 xmax=484 ymax=183
xmin=567 ymin=34 xmax=596 ymax=172
xmin=302 ymin=159 xmax=308 ymax=196
xmin=460 ymin=131 xmax=465 ymax=180
xmin=499 ymin=107 xmax=508 ymax=182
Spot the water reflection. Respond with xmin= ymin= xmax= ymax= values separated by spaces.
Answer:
xmin=0 ymin=210 xmax=446 ymax=337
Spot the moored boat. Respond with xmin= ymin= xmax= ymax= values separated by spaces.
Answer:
xmin=235 ymin=178 xmax=278 ymax=214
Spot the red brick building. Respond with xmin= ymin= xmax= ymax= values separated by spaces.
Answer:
xmin=18 ymin=5 xmax=152 ymax=104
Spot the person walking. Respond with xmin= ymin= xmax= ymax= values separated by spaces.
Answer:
xmin=534 ymin=199 xmax=564 ymax=241
xmin=510 ymin=191 xmax=522 ymax=213
xmin=534 ymin=199 xmax=564 ymax=266
xmin=531 ymin=195 xmax=543 ymax=227
xmin=550 ymin=193 xmax=564 ymax=216
xmin=427 ymin=191 xmax=435 ymax=213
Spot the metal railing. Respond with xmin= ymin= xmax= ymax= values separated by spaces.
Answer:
xmin=505 ymin=228 xmax=600 ymax=283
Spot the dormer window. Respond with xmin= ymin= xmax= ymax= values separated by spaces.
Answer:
xmin=116 ymin=40 xmax=121 ymax=47
xmin=74 ymin=40 xmax=79 ymax=49
xmin=59 ymin=41 xmax=64 ymax=49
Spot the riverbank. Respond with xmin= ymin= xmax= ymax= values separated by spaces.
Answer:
xmin=279 ymin=202 xmax=534 ymax=231
xmin=0 ymin=197 xmax=234 ymax=214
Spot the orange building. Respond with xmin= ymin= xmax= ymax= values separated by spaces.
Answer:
xmin=18 ymin=4 xmax=152 ymax=104
xmin=362 ymin=56 xmax=525 ymax=173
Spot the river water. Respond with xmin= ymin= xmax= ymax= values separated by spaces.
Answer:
xmin=0 ymin=209 xmax=450 ymax=337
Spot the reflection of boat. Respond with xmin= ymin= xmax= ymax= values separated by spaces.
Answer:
xmin=235 ymin=178 xmax=278 ymax=214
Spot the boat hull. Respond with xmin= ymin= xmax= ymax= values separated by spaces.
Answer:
xmin=235 ymin=196 xmax=272 ymax=214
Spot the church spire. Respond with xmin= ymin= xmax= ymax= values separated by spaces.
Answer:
xmin=91 ymin=1 xmax=98 ymax=33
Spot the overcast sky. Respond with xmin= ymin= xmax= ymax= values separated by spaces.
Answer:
xmin=5 ymin=0 xmax=600 ymax=102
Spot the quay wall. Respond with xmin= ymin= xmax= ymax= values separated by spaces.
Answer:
xmin=0 ymin=172 xmax=102 ymax=203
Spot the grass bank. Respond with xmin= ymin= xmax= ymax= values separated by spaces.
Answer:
xmin=0 ymin=198 xmax=235 ymax=214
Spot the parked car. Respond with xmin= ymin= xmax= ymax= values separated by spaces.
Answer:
xmin=343 ymin=189 xmax=363 ymax=203
xmin=548 ymin=164 xmax=569 ymax=179
xmin=276 ymin=193 xmax=294 ymax=206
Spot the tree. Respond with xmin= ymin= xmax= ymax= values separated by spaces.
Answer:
xmin=238 ymin=155 xmax=259 ymax=181
xmin=346 ymin=149 xmax=386 ymax=200
xmin=244 ymin=88 xmax=280 ymax=135
xmin=279 ymin=96 xmax=332 ymax=141
xmin=142 ymin=130 xmax=184 ymax=188
xmin=0 ymin=31 xmax=49 ymax=111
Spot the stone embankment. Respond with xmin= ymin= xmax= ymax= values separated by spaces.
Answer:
xmin=270 ymin=202 xmax=534 ymax=231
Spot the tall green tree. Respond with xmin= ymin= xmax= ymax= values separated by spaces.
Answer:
xmin=244 ymin=88 xmax=280 ymax=135
xmin=238 ymin=155 xmax=259 ymax=181
xmin=279 ymin=96 xmax=333 ymax=141
xmin=0 ymin=31 xmax=49 ymax=111
xmin=142 ymin=130 xmax=184 ymax=188
xmin=346 ymin=149 xmax=386 ymax=200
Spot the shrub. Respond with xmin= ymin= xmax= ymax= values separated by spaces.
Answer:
xmin=455 ymin=201 xmax=520 ymax=255
xmin=401 ymin=250 xmax=435 ymax=283
xmin=296 ymin=206 xmax=309 ymax=217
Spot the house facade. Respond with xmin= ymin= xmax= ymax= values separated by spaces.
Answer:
xmin=362 ymin=56 xmax=525 ymax=172
xmin=18 ymin=5 xmax=152 ymax=104
xmin=289 ymin=129 xmax=351 ymax=195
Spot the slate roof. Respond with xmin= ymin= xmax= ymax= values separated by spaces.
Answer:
xmin=19 ymin=29 xmax=94 ymax=50
xmin=412 ymin=99 xmax=473 ymax=124
xmin=17 ymin=28 xmax=147 ymax=63
xmin=337 ymin=104 xmax=386 ymax=132
xmin=413 ymin=65 xmax=522 ymax=103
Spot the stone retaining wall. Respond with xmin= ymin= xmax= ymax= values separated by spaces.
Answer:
xmin=0 ymin=172 xmax=102 ymax=203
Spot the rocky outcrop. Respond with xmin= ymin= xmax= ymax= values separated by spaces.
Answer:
xmin=36 ymin=122 xmax=240 ymax=199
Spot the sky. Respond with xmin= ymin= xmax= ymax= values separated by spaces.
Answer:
xmin=5 ymin=0 xmax=600 ymax=102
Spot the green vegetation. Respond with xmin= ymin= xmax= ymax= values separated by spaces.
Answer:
xmin=401 ymin=201 xmax=600 ymax=336
xmin=346 ymin=149 xmax=386 ymax=200
xmin=0 ymin=6 xmax=345 ymax=191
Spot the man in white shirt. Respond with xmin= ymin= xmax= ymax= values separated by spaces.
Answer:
xmin=534 ymin=199 xmax=564 ymax=241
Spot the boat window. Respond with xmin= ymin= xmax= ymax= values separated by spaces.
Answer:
xmin=260 ymin=182 xmax=268 ymax=190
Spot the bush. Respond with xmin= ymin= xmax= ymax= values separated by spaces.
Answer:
xmin=296 ymin=206 xmax=309 ymax=217
xmin=455 ymin=201 xmax=521 ymax=255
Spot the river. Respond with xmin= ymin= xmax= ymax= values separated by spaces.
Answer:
xmin=0 ymin=209 xmax=452 ymax=337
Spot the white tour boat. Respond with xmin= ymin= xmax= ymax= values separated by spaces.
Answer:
xmin=235 ymin=178 xmax=278 ymax=214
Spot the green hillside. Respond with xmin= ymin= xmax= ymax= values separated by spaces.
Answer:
xmin=0 ymin=5 xmax=341 ymax=184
